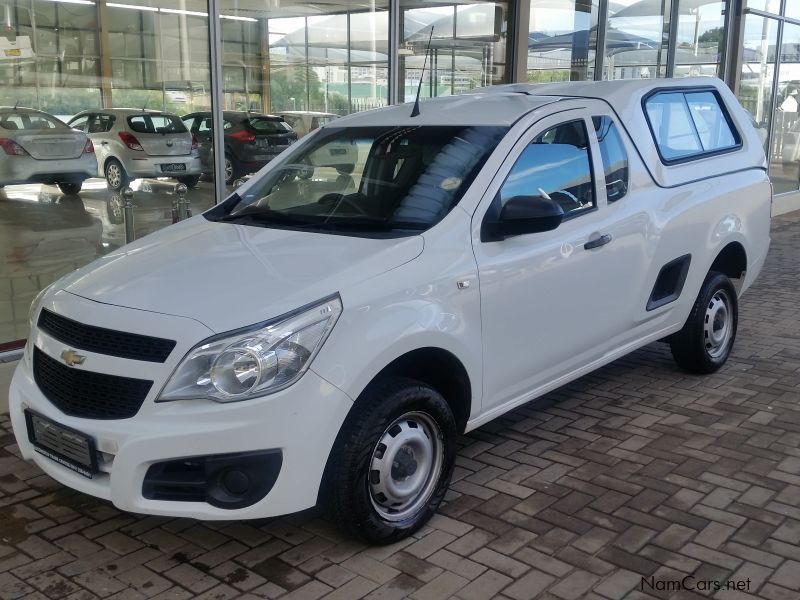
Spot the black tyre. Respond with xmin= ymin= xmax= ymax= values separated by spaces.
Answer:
xmin=224 ymin=154 xmax=241 ymax=185
xmin=57 ymin=181 xmax=83 ymax=195
xmin=670 ymin=271 xmax=738 ymax=374
xmin=177 ymin=175 xmax=201 ymax=188
xmin=326 ymin=377 xmax=457 ymax=544
xmin=105 ymin=159 xmax=130 ymax=191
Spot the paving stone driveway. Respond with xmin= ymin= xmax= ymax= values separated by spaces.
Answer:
xmin=2 ymin=213 xmax=800 ymax=600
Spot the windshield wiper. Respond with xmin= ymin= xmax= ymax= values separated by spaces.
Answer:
xmin=217 ymin=209 xmax=316 ymax=227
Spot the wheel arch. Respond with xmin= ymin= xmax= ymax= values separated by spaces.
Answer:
xmin=316 ymin=346 xmax=473 ymax=506
xmin=709 ymin=241 xmax=747 ymax=281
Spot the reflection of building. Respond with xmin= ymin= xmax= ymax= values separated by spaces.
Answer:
xmin=0 ymin=2 xmax=798 ymax=321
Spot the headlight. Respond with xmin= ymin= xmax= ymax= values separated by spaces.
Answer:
xmin=29 ymin=283 xmax=55 ymax=326
xmin=159 ymin=295 xmax=342 ymax=403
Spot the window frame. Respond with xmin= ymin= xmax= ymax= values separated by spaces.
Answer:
xmin=591 ymin=114 xmax=630 ymax=203
xmin=642 ymin=86 xmax=743 ymax=166
xmin=496 ymin=117 xmax=599 ymax=224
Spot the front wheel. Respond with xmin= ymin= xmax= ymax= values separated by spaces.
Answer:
xmin=326 ymin=377 xmax=457 ymax=544
xmin=57 ymin=181 xmax=83 ymax=195
xmin=670 ymin=271 xmax=738 ymax=374
xmin=105 ymin=159 xmax=130 ymax=191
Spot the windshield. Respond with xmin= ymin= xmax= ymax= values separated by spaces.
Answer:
xmin=247 ymin=117 xmax=292 ymax=134
xmin=208 ymin=125 xmax=508 ymax=237
xmin=127 ymin=114 xmax=187 ymax=134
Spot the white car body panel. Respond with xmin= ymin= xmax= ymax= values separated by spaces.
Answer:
xmin=10 ymin=78 xmax=771 ymax=520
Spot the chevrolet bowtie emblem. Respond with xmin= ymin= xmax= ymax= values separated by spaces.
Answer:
xmin=60 ymin=349 xmax=86 ymax=367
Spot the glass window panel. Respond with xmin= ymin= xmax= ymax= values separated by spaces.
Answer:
xmin=528 ymin=0 xmax=599 ymax=83
xmin=399 ymin=1 xmax=508 ymax=102
xmin=592 ymin=116 xmax=629 ymax=201
xmin=685 ymin=91 xmax=738 ymax=150
xmin=737 ymin=14 xmax=778 ymax=155
xmin=744 ymin=0 xmax=781 ymax=13
xmin=645 ymin=92 xmax=704 ymax=159
xmin=770 ymin=23 xmax=800 ymax=194
xmin=604 ymin=0 xmax=671 ymax=79
xmin=500 ymin=120 xmax=595 ymax=218
xmin=673 ymin=0 xmax=727 ymax=78
xmin=787 ymin=4 xmax=800 ymax=20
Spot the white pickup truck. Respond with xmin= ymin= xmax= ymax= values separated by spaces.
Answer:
xmin=10 ymin=78 xmax=771 ymax=544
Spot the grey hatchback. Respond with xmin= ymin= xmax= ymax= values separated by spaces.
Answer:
xmin=181 ymin=111 xmax=297 ymax=184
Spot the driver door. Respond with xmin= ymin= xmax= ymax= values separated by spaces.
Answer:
xmin=473 ymin=111 xmax=625 ymax=414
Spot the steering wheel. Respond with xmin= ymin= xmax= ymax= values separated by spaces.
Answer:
xmin=318 ymin=193 xmax=370 ymax=217
xmin=550 ymin=189 xmax=583 ymax=208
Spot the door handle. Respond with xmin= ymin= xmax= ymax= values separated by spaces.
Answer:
xmin=584 ymin=233 xmax=612 ymax=250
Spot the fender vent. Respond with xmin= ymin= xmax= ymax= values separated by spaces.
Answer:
xmin=647 ymin=254 xmax=691 ymax=311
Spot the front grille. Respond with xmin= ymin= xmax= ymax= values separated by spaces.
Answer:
xmin=38 ymin=309 xmax=176 ymax=363
xmin=33 ymin=347 xmax=153 ymax=419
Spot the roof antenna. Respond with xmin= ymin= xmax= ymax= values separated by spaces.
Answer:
xmin=410 ymin=26 xmax=434 ymax=118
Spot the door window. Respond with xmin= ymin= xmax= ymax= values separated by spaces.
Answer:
xmin=499 ymin=120 xmax=595 ymax=219
xmin=592 ymin=116 xmax=629 ymax=202
xmin=88 ymin=114 xmax=114 ymax=133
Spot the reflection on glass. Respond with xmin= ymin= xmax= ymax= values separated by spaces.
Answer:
xmin=264 ymin=6 xmax=389 ymax=116
xmin=673 ymin=0 xmax=727 ymax=78
xmin=605 ymin=0 xmax=670 ymax=79
xmin=527 ymin=0 xmax=599 ymax=82
xmin=736 ymin=14 xmax=777 ymax=156
xmin=769 ymin=24 xmax=800 ymax=194
xmin=399 ymin=1 xmax=508 ymax=102
xmin=744 ymin=0 xmax=781 ymax=14
xmin=0 ymin=0 xmax=216 ymax=346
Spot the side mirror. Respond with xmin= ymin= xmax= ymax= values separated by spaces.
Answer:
xmin=482 ymin=195 xmax=564 ymax=241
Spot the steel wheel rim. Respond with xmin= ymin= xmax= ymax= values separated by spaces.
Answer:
xmin=107 ymin=164 xmax=121 ymax=188
xmin=704 ymin=288 xmax=733 ymax=358
xmin=368 ymin=411 xmax=443 ymax=522
xmin=225 ymin=158 xmax=234 ymax=182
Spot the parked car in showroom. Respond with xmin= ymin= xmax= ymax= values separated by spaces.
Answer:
xmin=68 ymin=109 xmax=202 ymax=191
xmin=181 ymin=111 xmax=297 ymax=184
xmin=0 ymin=107 xmax=96 ymax=194
xmin=10 ymin=78 xmax=770 ymax=544
xmin=277 ymin=110 xmax=339 ymax=138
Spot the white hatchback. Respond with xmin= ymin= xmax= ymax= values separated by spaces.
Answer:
xmin=11 ymin=78 xmax=771 ymax=544
xmin=68 ymin=109 xmax=202 ymax=190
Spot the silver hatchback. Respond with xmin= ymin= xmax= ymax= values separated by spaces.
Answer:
xmin=0 ymin=107 xmax=96 ymax=194
xmin=68 ymin=109 xmax=203 ymax=190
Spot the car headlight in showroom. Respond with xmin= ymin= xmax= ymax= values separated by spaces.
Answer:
xmin=159 ymin=295 xmax=342 ymax=402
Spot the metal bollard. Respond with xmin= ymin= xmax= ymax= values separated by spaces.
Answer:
xmin=175 ymin=183 xmax=189 ymax=221
xmin=122 ymin=186 xmax=135 ymax=244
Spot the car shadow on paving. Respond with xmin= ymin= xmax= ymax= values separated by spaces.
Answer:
xmin=1 ymin=213 xmax=799 ymax=600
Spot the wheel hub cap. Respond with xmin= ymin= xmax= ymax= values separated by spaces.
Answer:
xmin=368 ymin=412 xmax=443 ymax=522
xmin=704 ymin=290 xmax=732 ymax=358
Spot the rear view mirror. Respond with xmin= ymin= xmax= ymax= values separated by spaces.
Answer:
xmin=482 ymin=195 xmax=564 ymax=241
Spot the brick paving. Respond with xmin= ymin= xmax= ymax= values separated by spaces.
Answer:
xmin=2 ymin=212 xmax=800 ymax=600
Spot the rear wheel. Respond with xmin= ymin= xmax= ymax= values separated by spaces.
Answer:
xmin=177 ymin=175 xmax=200 ymax=188
xmin=57 ymin=181 xmax=83 ymax=195
xmin=670 ymin=271 xmax=738 ymax=374
xmin=326 ymin=377 xmax=456 ymax=544
xmin=224 ymin=154 xmax=241 ymax=185
xmin=105 ymin=159 xmax=130 ymax=191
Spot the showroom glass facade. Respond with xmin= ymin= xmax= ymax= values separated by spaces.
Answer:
xmin=0 ymin=0 xmax=799 ymax=348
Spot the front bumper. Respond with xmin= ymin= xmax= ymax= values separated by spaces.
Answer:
xmin=9 ymin=293 xmax=352 ymax=520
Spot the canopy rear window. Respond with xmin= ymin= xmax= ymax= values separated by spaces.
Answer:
xmin=644 ymin=89 xmax=741 ymax=163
